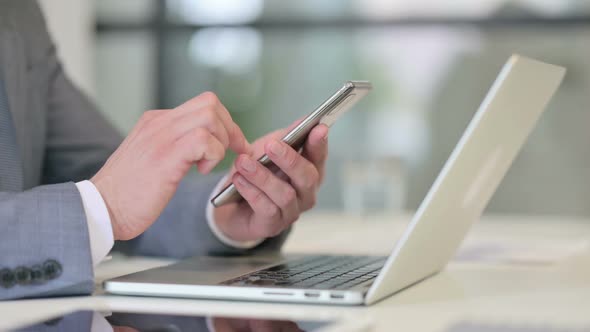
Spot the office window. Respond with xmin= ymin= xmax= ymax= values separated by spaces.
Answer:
xmin=95 ymin=0 xmax=590 ymax=216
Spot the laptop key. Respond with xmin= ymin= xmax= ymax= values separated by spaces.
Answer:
xmin=221 ymin=255 xmax=386 ymax=288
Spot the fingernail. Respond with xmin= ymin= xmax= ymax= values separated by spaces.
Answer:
xmin=269 ymin=140 xmax=285 ymax=156
xmin=240 ymin=156 xmax=256 ymax=173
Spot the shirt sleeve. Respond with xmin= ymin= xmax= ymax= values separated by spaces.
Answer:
xmin=206 ymin=175 xmax=263 ymax=249
xmin=205 ymin=316 xmax=216 ymax=332
xmin=76 ymin=175 xmax=260 ymax=265
xmin=75 ymin=180 xmax=114 ymax=267
xmin=91 ymin=312 xmax=114 ymax=332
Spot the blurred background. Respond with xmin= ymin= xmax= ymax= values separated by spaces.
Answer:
xmin=39 ymin=0 xmax=590 ymax=217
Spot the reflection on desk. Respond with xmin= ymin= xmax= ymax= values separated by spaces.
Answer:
xmin=15 ymin=310 xmax=333 ymax=332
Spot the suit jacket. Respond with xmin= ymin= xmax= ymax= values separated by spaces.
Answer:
xmin=0 ymin=1 xmax=287 ymax=301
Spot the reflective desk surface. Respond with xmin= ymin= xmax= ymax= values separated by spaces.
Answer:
xmin=2 ymin=213 xmax=590 ymax=331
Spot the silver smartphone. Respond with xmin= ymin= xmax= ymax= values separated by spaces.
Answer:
xmin=211 ymin=80 xmax=372 ymax=207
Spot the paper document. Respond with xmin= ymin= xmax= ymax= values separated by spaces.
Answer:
xmin=445 ymin=321 xmax=590 ymax=332
xmin=454 ymin=238 xmax=589 ymax=265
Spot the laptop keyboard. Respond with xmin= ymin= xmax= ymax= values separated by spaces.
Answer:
xmin=221 ymin=255 xmax=386 ymax=290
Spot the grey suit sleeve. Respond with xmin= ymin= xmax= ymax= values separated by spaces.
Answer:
xmin=0 ymin=183 xmax=94 ymax=300
xmin=15 ymin=310 xmax=92 ymax=332
xmin=0 ymin=1 xmax=98 ymax=301
xmin=114 ymin=173 xmax=291 ymax=259
xmin=41 ymin=59 xmax=122 ymax=184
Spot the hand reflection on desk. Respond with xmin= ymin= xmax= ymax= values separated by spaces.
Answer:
xmin=111 ymin=327 xmax=139 ymax=332
xmin=112 ymin=317 xmax=304 ymax=332
xmin=211 ymin=317 xmax=304 ymax=332
xmin=18 ymin=311 xmax=317 ymax=332
xmin=110 ymin=313 xmax=307 ymax=332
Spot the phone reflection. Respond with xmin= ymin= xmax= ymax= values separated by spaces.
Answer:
xmin=15 ymin=311 xmax=330 ymax=332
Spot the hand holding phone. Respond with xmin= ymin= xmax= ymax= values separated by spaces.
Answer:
xmin=211 ymin=81 xmax=372 ymax=207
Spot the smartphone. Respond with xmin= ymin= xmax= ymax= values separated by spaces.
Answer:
xmin=211 ymin=80 xmax=372 ymax=207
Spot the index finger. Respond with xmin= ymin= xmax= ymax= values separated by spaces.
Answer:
xmin=176 ymin=92 xmax=251 ymax=155
xmin=215 ymin=103 xmax=251 ymax=155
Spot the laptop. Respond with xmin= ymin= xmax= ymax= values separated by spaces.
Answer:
xmin=105 ymin=55 xmax=565 ymax=305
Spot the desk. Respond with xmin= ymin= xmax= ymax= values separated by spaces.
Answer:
xmin=2 ymin=213 xmax=590 ymax=331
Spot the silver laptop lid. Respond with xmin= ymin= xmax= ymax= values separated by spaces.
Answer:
xmin=365 ymin=55 xmax=566 ymax=304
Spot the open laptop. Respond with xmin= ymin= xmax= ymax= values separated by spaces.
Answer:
xmin=105 ymin=55 xmax=565 ymax=305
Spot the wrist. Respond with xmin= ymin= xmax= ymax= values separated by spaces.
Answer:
xmin=212 ymin=204 xmax=245 ymax=242
xmin=90 ymin=174 xmax=121 ymax=241
xmin=212 ymin=204 xmax=265 ymax=246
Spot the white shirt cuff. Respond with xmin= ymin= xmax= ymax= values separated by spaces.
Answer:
xmin=205 ymin=316 xmax=216 ymax=332
xmin=206 ymin=174 xmax=263 ymax=249
xmin=91 ymin=312 xmax=114 ymax=332
xmin=76 ymin=180 xmax=114 ymax=267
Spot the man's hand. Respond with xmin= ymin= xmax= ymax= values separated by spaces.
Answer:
xmin=91 ymin=92 xmax=249 ymax=241
xmin=213 ymin=119 xmax=329 ymax=242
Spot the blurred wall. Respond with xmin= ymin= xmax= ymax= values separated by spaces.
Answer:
xmin=39 ymin=0 xmax=590 ymax=217
xmin=38 ymin=0 xmax=95 ymax=97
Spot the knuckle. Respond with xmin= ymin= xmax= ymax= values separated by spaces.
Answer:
xmin=153 ymin=143 xmax=172 ymax=161
xmin=200 ymin=91 xmax=220 ymax=105
xmin=300 ymin=169 xmax=319 ymax=191
xmin=138 ymin=110 xmax=166 ymax=132
xmin=282 ymin=187 xmax=297 ymax=206
xmin=300 ymin=199 xmax=316 ymax=213
xmin=251 ymin=191 xmax=266 ymax=207
xmin=287 ymin=213 xmax=300 ymax=226
xmin=258 ymin=169 xmax=272 ymax=188
xmin=140 ymin=110 xmax=158 ymax=123
xmin=227 ymin=122 xmax=240 ymax=139
xmin=200 ymin=106 xmax=217 ymax=124
xmin=211 ymin=142 xmax=225 ymax=159
xmin=192 ymin=127 xmax=210 ymax=142
xmin=262 ymin=221 xmax=282 ymax=237
xmin=285 ymin=151 xmax=299 ymax=169
xmin=263 ymin=203 xmax=280 ymax=219
xmin=309 ymin=169 xmax=320 ymax=186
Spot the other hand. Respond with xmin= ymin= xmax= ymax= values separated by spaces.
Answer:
xmin=92 ymin=92 xmax=249 ymax=240
xmin=213 ymin=119 xmax=329 ymax=242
